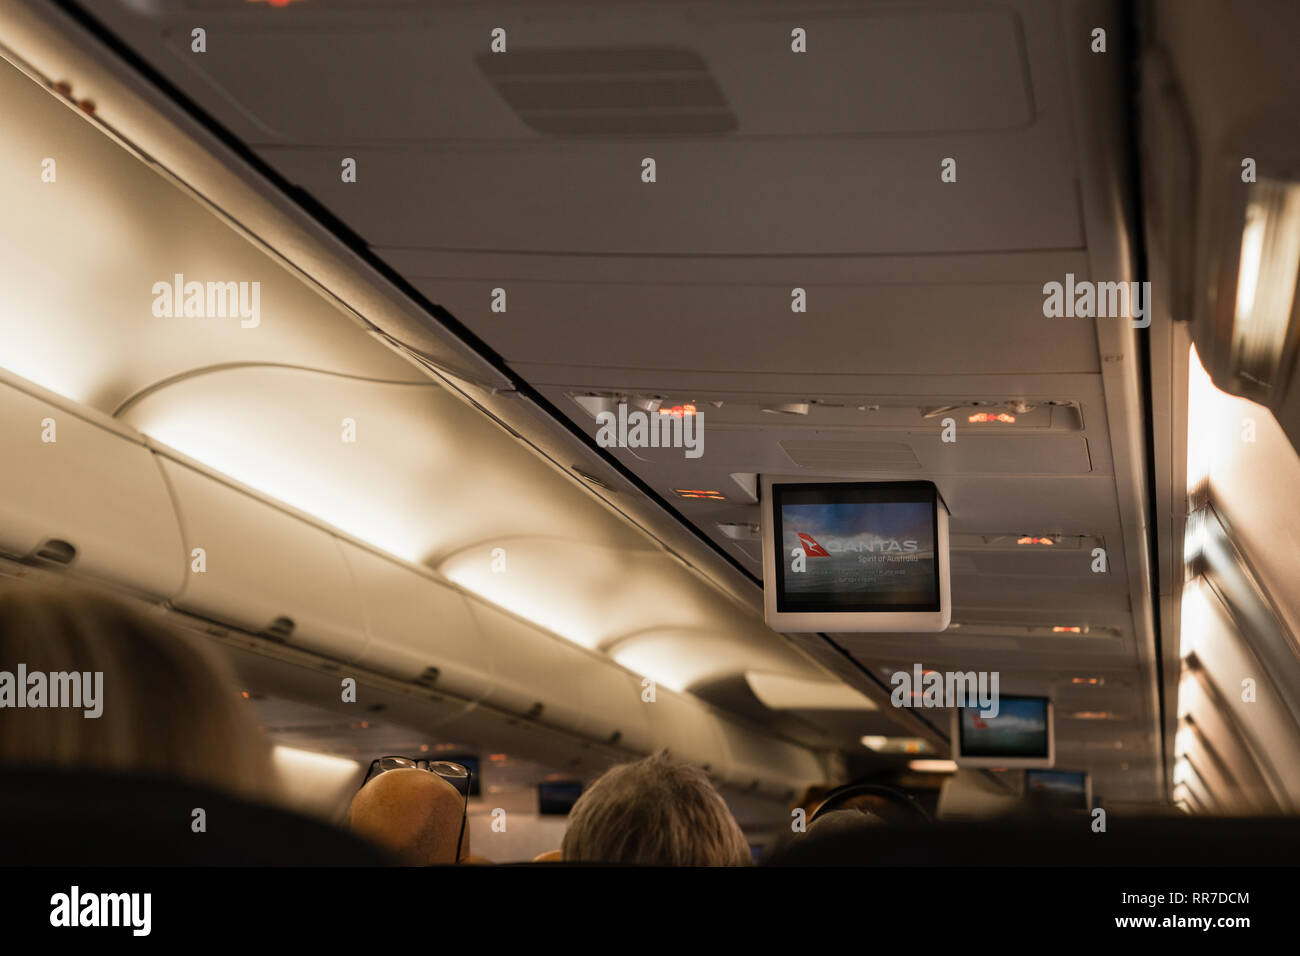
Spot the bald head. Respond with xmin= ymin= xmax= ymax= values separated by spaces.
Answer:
xmin=347 ymin=768 xmax=468 ymax=864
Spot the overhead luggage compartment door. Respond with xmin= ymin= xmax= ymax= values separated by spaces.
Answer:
xmin=0 ymin=381 xmax=185 ymax=599
xmin=158 ymin=456 xmax=367 ymax=663
xmin=338 ymin=540 xmax=492 ymax=704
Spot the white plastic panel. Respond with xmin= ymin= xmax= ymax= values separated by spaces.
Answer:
xmin=717 ymin=719 xmax=824 ymax=800
xmin=465 ymin=600 xmax=590 ymax=736
xmin=338 ymin=540 xmax=492 ymax=702
xmin=645 ymin=690 xmax=728 ymax=775
xmin=0 ymin=381 xmax=185 ymax=598
xmin=159 ymin=456 xmax=367 ymax=663
xmin=569 ymin=666 xmax=653 ymax=756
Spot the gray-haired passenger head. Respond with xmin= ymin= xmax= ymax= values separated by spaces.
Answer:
xmin=561 ymin=750 xmax=751 ymax=866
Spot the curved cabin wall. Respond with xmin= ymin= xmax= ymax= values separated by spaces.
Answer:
xmin=1180 ymin=351 xmax=1300 ymax=811
xmin=0 ymin=374 xmax=826 ymax=797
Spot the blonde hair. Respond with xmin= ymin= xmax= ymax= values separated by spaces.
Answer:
xmin=561 ymin=751 xmax=751 ymax=866
xmin=0 ymin=584 xmax=275 ymax=802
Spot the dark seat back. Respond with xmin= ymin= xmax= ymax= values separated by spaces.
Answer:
xmin=761 ymin=815 xmax=1300 ymax=866
xmin=0 ymin=766 xmax=397 ymax=865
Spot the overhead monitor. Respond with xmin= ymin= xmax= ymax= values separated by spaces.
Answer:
xmin=444 ymin=754 xmax=481 ymax=797
xmin=537 ymin=780 xmax=583 ymax=816
xmin=760 ymin=477 xmax=951 ymax=632
xmin=1024 ymin=769 xmax=1091 ymax=811
xmin=952 ymin=695 xmax=1054 ymax=768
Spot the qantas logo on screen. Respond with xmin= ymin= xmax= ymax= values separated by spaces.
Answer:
xmin=795 ymin=533 xmax=830 ymax=557
xmin=794 ymin=533 xmax=919 ymax=554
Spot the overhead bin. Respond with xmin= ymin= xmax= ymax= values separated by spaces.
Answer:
xmin=158 ymin=455 xmax=368 ymax=665
xmin=337 ymin=540 xmax=493 ymax=702
xmin=569 ymin=666 xmax=653 ymax=756
xmin=0 ymin=380 xmax=185 ymax=599
xmin=644 ymin=690 xmax=729 ymax=776
xmin=465 ymin=600 xmax=594 ymax=736
xmin=716 ymin=719 xmax=825 ymax=801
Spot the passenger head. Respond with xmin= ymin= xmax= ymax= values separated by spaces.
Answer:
xmin=347 ymin=767 xmax=469 ymax=864
xmin=834 ymin=793 xmax=916 ymax=826
xmin=791 ymin=783 xmax=831 ymax=820
xmin=561 ymin=751 xmax=750 ymax=866
xmin=0 ymin=585 xmax=275 ymax=802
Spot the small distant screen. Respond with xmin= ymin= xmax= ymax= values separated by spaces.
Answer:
xmin=772 ymin=482 xmax=940 ymax=613
xmin=445 ymin=755 xmax=481 ymax=797
xmin=958 ymin=696 xmax=1050 ymax=758
xmin=537 ymin=781 xmax=583 ymax=816
xmin=750 ymin=844 xmax=764 ymax=863
xmin=1025 ymin=770 xmax=1088 ymax=810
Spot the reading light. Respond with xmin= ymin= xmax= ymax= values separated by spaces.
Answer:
xmin=860 ymin=735 xmax=934 ymax=755
xmin=1017 ymin=536 xmax=1057 ymax=546
xmin=908 ymin=759 xmax=957 ymax=773
xmin=1052 ymin=625 xmax=1086 ymax=634
xmin=673 ymin=488 xmax=726 ymax=500
xmin=1229 ymin=177 xmax=1300 ymax=398
xmin=1070 ymin=677 xmax=1103 ymax=685
xmin=968 ymin=412 xmax=1016 ymax=423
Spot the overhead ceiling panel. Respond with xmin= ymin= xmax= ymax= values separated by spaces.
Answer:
xmin=405 ymin=280 xmax=1101 ymax=376
xmin=135 ymin=3 xmax=1035 ymax=142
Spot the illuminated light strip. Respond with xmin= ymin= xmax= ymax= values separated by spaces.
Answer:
xmin=673 ymin=488 xmax=726 ymax=500
xmin=657 ymin=404 xmax=698 ymax=417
